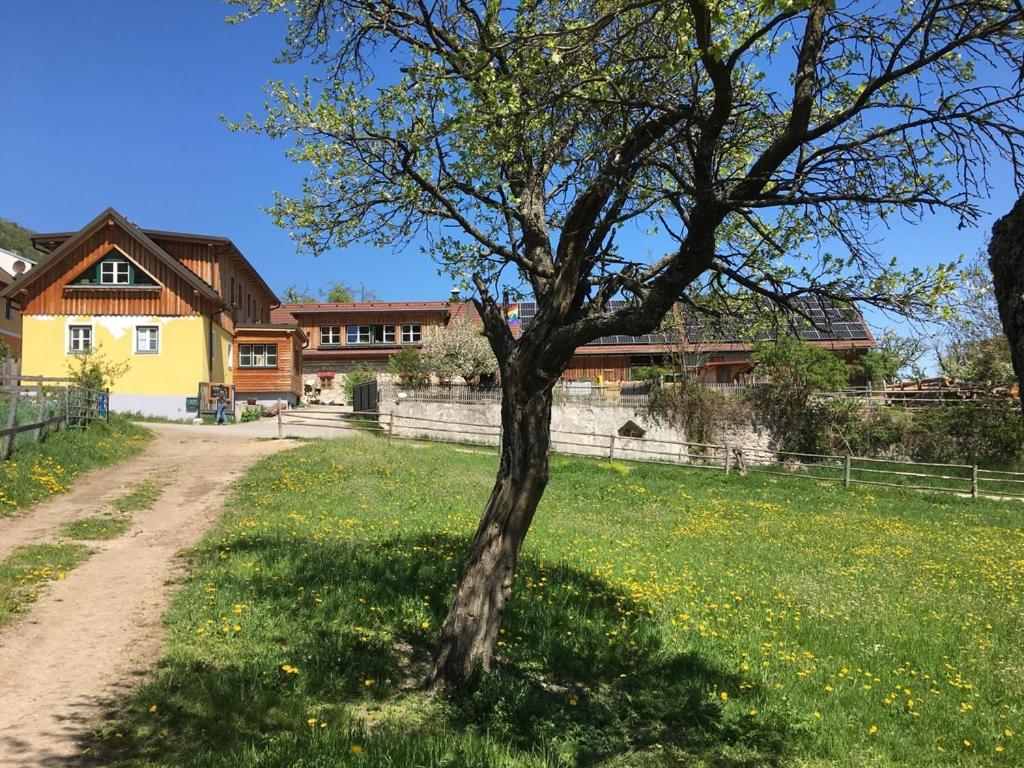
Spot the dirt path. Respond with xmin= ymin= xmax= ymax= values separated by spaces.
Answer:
xmin=0 ymin=423 xmax=293 ymax=766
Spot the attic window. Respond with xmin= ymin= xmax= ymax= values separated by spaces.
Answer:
xmin=70 ymin=250 xmax=158 ymax=288
xmin=100 ymin=260 xmax=130 ymax=284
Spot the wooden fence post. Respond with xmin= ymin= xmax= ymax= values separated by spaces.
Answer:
xmin=608 ymin=434 xmax=615 ymax=463
xmin=844 ymin=455 xmax=852 ymax=488
xmin=387 ymin=414 xmax=394 ymax=444
xmin=277 ymin=399 xmax=283 ymax=439
xmin=725 ymin=443 xmax=731 ymax=474
xmin=3 ymin=386 xmax=21 ymax=460
xmin=34 ymin=397 xmax=49 ymax=444
xmin=971 ymin=465 xmax=979 ymax=499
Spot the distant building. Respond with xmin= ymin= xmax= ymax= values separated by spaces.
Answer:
xmin=1 ymin=208 xmax=304 ymax=417
xmin=513 ymin=299 xmax=876 ymax=384
xmin=274 ymin=294 xmax=874 ymax=393
xmin=0 ymin=247 xmax=36 ymax=359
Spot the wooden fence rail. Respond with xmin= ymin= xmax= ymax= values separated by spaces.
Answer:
xmin=1 ymin=376 xmax=109 ymax=460
xmin=291 ymin=409 xmax=1020 ymax=501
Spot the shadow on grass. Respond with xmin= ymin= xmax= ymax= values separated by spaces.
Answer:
xmin=87 ymin=532 xmax=789 ymax=767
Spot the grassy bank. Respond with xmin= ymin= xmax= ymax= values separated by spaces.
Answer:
xmin=0 ymin=415 xmax=151 ymax=517
xmin=101 ymin=437 xmax=1022 ymax=767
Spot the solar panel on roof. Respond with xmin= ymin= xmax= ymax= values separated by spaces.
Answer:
xmin=514 ymin=296 xmax=869 ymax=346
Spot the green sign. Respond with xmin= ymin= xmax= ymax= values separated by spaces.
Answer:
xmin=186 ymin=397 xmax=200 ymax=413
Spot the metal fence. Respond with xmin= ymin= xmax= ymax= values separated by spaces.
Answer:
xmin=279 ymin=408 xmax=1019 ymax=500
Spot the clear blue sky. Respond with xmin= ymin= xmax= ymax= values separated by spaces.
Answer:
xmin=1 ymin=1 xmax=1018 ymax=322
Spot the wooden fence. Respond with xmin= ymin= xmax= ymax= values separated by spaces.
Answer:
xmin=1 ymin=369 xmax=109 ymax=460
xmin=279 ymin=408 xmax=1021 ymax=501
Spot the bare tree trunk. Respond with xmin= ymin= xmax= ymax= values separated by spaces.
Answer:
xmin=989 ymin=194 xmax=1024 ymax=410
xmin=428 ymin=368 xmax=554 ymax=689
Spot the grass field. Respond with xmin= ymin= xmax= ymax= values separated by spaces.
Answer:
xmin=0 ymin=415 xmax=151 ymax=517
xmin=100 ymin=437 xmax=1022 ymax=767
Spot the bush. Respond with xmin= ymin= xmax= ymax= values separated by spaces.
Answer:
xmin=630 ymin=365 xmax=671 ymax=382
xmin=344 ymin=366 xmax=377 ymax=402
xmin=901 ymin=402 xmax=1024 ymax=466
xmin=65 ymin=347 xmax=130 ymax=390
xmin=768 ymin=397 xmax=1024 ymax=467
xmin=388 ymin=347 xmax=428 ymax=387
xmin=648 ymin=380 xmax=753 ymax=444
xmin=240 ymin=407 xmax=262 ymax=423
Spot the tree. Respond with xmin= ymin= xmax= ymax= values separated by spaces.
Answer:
xmin=422 ymin=320 xmax=499 ymax=383
xmin=939 ymin=244 xmax=1017 ymax=386
xmin=281 ymin=284 xmax=318 ymax=303
xmin=988 ymin=194 xmax=1024 ymax=403
xmin=230 ymin=0 xmax=1024 ymax=687
xmin=323 ymin=281 xmax=380 ymax=303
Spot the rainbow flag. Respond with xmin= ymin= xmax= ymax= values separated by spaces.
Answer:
xmin=507 ymin=303 xmax=520 ymax=326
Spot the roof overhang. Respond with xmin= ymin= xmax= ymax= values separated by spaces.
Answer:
xmin=3 ymin=207 xmax=224 ymax=306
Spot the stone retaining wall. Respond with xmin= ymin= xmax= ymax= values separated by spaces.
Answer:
xmin=378 ymin=395 xmax=773 ymax=465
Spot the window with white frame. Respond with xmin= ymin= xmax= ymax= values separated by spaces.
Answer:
xmin=68 ymin=325 xmax=92 ymax=353
xmin=401 ymin=324 xmax=422 ymax=343
xmin=239 ymin=343 xmax=278 ymax=368
xmin=99 ymin=260 xmax=130 ymax=284
xmin=320 ymin=325 xmax=342 ymax=346
xmin=346 ymin=325 xmax=396 ymax=344
xmin=135 ymin=325 xmax=159 ymax=354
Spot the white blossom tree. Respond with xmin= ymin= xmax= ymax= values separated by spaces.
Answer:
xmin=422 ymin=320 xmax=499 ymax=384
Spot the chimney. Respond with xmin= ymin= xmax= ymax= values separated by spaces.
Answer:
xmin=450 ymin=287 xmax=461 ymax=302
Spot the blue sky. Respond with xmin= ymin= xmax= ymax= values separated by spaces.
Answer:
xmin=1 ymin=1 xmax=1018 ymax=326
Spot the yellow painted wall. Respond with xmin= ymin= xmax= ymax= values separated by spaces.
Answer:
xmin=22 ymin=315 xmax=210 ymax=395
xmin=211 ymin=321 xmax=234 ymax=385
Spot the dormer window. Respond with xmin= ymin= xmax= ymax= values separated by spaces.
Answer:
xmin=69 ymin=249 xmax=158 ymax=288
xmin=100 ymin=259 xmax=130 ymax=284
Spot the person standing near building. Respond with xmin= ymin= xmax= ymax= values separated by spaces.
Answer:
xmin=214 ymin=386 xmax=228 ymax=425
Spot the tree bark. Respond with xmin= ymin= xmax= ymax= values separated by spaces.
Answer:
xmin=988 ymin=194 xmax=1024 ymax=410
xmin=428 ymin=366 xmax=555 ymax=689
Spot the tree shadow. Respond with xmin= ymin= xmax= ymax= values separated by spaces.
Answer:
xmin=85 ymin=532 xmax=790 ymax=767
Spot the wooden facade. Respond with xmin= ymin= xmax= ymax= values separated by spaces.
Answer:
xmin=233 ymin=325 xmax=306 ymax=401
xmin=25 ymin=214 xmax=278 ymax=328
xmin=272 ymin=302 xmax=462 ymax=375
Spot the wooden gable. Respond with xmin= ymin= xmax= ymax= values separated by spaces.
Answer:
xmin=12 ymin=213 xmax=223 ymax=317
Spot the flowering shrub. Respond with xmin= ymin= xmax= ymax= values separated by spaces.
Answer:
xmin=422 ymin=320 xmax=497 ymax=384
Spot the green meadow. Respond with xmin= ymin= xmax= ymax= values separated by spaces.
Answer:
xmin=99 ymin=437 xmax=1022 ymax=767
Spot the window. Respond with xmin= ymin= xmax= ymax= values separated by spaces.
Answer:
xmin=68 ymin=325 xmax=92 ymax=353
xmin=347 ymin=325 xmax=372 ymax=344
xmin=239 ymin=343 xmax=278 ymax=368
xmin=100 ymin=260 xmax=130 ymax=284
xmin=346 ymin=325 xmax=396 ymax=344
xmin=227 ymin=342 xmax=233 ymax=370
xmin=135 ymin=325 xmax=159 ymax=354
xmin=4 ymin=299 xmax=11 ymax=321
xmin=320 ymin=325 xmax=342 ymax=346
xmin=401 ymin=324 xmax=422 ymax=343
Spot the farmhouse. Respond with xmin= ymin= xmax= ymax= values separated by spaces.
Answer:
xmin=275 ymin=294 xmax=874 ymax=390
xmin=0 ymin=207 xmax=305 ymax=419
xmin=271 ymin=298 xmax=480 ymax=394
xmin=514 ymin=298 xmax=877 ymax=384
